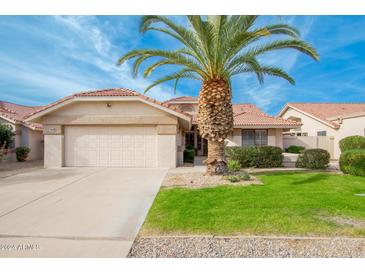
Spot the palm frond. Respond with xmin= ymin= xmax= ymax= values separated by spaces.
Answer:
xmin=247 ymin=39 xmax=320 ymax=60
xmin=118 ymin=49 xmax=208 ymax=78
xmin=231 ymin=65 xmax=295 ymax=85
xmin=144 ymin=69 xmax=201 ymax=93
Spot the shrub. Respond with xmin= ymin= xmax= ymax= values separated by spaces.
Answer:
xmin=226 ymin=175 xmax=240 ymax=183
xmin=186 ymin=144 xmax=195 ymax=150
xmin=253 ymin=146 xmax=283 ymax=168
xmin=225 ymin=146 xmax=256 ymax=167
xmin=0 ymin=124 xmax=15 ymax=149
xmin=285 ymin=145 xmax=305 ymax=154
xmin=225 ymin=146 xmax=283 ymax=168
xmin=15 ymin=147 xmax=30 ymax=162
xmin=183 ymin=147 xmax=195 ymax=163
xmin=339 ymin=149 xmax=365 ymax=176
xmin=227 ymin=159 xmax=241 ymax=173
xmin=295 ymin=149 xmax=330 ymax=169
xmin=225 ymin=172 xmax=251 ymax=183
xmin=238 ymin=172 xmax=250 ymax=181
xmin=339 ymin=135 xmax=365 ymax=152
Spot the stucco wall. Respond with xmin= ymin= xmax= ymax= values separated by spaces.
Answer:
xmin=281 ymin=107 xmax=365 ymax=158
xmin=1 ymin=119 xmax=44 ymax=161
xmin=334 ymin=116 xmax=365 ymax=158
xmin=157 ymin=134 xmax=177 ymax=168
xmin=40 ymin=101 xmax=178 ymax=125
xmin=281 ymin=108 xmax=337 ymax=136
xmin=44 ymin=134 xmax=63 ymax=168
xmin=40 ymin=101 xmax=182 ymax=168
xmin=176 ymin=127 xmax=184 ymax=166
xmin=19 ymin=126 xmax=44 ymax=160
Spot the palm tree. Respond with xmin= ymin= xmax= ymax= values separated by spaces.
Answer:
xmin=118 ymin=15 xmax=319 ymax=175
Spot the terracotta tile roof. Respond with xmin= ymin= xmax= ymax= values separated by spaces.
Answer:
xmin=74 ymin=88 xmax=139 ymax=97
xmin=26 ymin=88 xmax=192 ymax=120
xmin=0 ymin=101 xmax=43 ymax=130
xmin=232 ymin=104 xmax=262 ymax=115
xmin=165 ymin=96 xmax=296 ymax=128
xmin=286 ymin=103 xmax=365 ymax=128
xmin=234 ymin=111 xmax=300 ymax=127
xmin=164 ymin=96 xmax=198 ymax=103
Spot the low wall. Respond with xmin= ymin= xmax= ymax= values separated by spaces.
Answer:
xmin=283 ymin=136 xmax=335 ymax=159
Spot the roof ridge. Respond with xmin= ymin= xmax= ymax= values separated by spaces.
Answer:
xmin=73 ymin=87 xmax=140 ymax=96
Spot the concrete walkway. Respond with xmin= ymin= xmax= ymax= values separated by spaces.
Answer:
xmin=0 ymin=167 xmax=166 ymax=257
xmin=0 ymin=160 xmax=43 ymax=178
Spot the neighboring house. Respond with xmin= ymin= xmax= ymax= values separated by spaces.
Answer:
xmin=0 ymin=101 xmax=44 ymax=160
xmin=278 ymin=103 xmax=365 ymax=159
xmin=25 ymin=89 xmax=299 ymax=169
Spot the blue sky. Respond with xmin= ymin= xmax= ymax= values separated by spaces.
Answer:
xmin=0 ymin=15 xmax=365 ymax=115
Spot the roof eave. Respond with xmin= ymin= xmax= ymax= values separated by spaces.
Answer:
xmin=278 ymin=104 xmax=338 ymax=129
xmin=25 ymin=96 xmax=192 ymax=129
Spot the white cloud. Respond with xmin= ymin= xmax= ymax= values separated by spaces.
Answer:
xmin=54 ymin=16 xmax=112 ymax=56
xmin=52 ymin=15 xmax=179 ymax=102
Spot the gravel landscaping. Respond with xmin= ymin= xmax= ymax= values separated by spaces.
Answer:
xmin=128 ymin=236 xmax=365 ymax=258
xmin=162 ymin=169 xmax=261 ymax=188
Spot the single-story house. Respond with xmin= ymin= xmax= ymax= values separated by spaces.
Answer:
xmin=25 ymin=89 xmax=299 ymax=168
xmin=278 ymin=103 xmax=365 ymax=158
xmin=0 ymin=101 xmax=44 ymax=160
xmin=164 ymin=96 xmax=300 ymax=156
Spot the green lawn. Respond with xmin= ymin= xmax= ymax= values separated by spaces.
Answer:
xmin=142 ymin=172 xmax=365 ymax=237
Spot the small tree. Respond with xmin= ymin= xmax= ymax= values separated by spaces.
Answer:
xmin=0 ymin=124 xmax=15 ymax=149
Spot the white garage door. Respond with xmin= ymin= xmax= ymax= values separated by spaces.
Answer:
xmin=65 ymin=126 xmax=157 ymax=167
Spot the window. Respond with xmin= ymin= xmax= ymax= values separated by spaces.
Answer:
xmin=242 ymin=129 xmax=268 ymax=147
xmin=317 ymin=131 xmax=327 ymax=136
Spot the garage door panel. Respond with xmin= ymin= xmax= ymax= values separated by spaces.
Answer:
xmin=65 ymin=126 xmax=157 ymax=167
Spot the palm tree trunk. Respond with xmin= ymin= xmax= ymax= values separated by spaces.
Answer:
xmin=197 ymin=79 xmax=233 ymax=175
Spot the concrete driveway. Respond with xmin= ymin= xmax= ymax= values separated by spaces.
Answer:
xmin=0 ymin=167 xmax=167 ymax=257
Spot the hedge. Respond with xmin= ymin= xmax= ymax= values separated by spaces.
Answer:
xmin=339 ymin=135 xmax=365 ymax=152
xmin=339 ymin=149 xmax=365 ymax=176
xmin=296 ymin=148 xmax=330 ymax=169
xmin=285 ymin=145 xmax=305 ymax=154
xmin=15 ymin=147 xmax=30 ymax=162
xmin=225 ymin=146 xmax=283 ymax=168
xmin=183 ymin=148 xmax=195 ymax=163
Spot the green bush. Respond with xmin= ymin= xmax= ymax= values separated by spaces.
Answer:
xmin=226 ymin=175 xmax=240 ymax=183
xmin=225 ymin=172 xmax=251 ymax=183
xmin=183 ymin=147 xmax=195 ymax=163
xmin=15 ymin=147 xmax=30 ymax=162
xmin=186 ymin=144 xmax=195 ymax=150
xmin=0 ymin=124 xmax=15 ymax=149
xmin=227 ymin=159 xmax=241 ymax=173
xmin=339 ymin=149 xmax=365 ymax=176
xmin=225 ymin=146 xmax=283 ymax=168
xmin=295 ymin=149 xmax=330 ymax=169
xmin=285 ymin=145 xmax=305 ymax=154
xmin=339 ymin=135 xmax=365 ymax=152
xmin=238 ymin=172 xmax=250 ymax=181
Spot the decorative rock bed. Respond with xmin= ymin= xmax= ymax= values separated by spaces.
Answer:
xmin=162 ymin=171 xmax=262 ymax=189
xmin=128 ymin=236 xmax=365 ymax=258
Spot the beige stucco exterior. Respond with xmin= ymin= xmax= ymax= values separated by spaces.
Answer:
xmin=36 ymin=100 xmax=187 ymax=168
xmin=226 ymin=128 xmax=284 ymax=148
xmin=0 ymin=117 xmax=44 ymax=161
xmin=280 ymin=107 xmax=365 ymax=159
